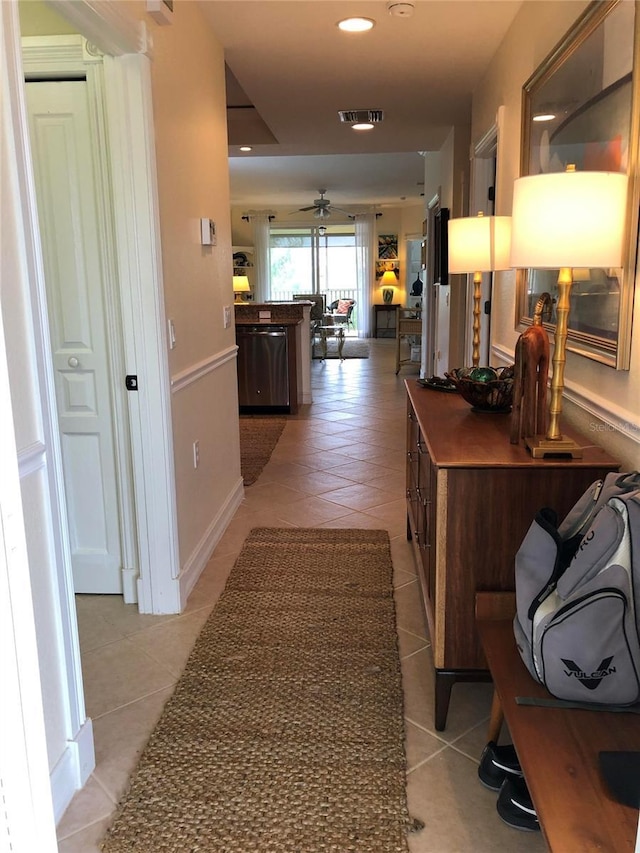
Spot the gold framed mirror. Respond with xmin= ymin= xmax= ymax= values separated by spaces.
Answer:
xmin=516 ymin=0 xmax=640 ymax=369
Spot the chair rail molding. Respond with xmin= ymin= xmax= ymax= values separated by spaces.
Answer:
xmin=491 ymin=342 xmax=640 ymax=448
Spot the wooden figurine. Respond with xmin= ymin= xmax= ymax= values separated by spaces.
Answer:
xmin=510 ymin=293 xmax=553 ymax=444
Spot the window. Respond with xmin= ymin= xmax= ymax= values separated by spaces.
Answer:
xmin=269 ymin=226 xmax=357 ymax=315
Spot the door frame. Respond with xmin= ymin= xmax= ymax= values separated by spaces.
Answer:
xmin=22 ymin=9 xmax=180 ymax=614
xmin=467 ymin=106 xmax=505 ymax=367
xmin=23 ymin=37 xmax=138 ymax=599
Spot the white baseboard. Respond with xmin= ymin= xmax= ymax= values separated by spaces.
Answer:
xmin=178 ymin=478 xmax=244 ymax=608
xmin=51 ymin=718 xmax=95 ymax=824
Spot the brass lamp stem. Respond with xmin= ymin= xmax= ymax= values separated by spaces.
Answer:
xmin=472 ymin=271 xmax=482 ymax=368
xmin=525 ymin=266 xmax=582 ymax=458
xmin=546 ymin=267 xmax=571 ymax=441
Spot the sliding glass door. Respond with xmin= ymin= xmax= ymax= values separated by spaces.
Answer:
xmin=269 ymin=225 xmax=358 ymax=330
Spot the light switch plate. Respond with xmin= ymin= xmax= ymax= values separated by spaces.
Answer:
xmin=223 ymin=306 xmax=232 ymax=329
xmin=200 ymin=218 xmax=216 ymax=246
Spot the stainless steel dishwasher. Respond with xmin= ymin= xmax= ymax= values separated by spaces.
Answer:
xmin=236 ymin=324 xmax=290 ymax=410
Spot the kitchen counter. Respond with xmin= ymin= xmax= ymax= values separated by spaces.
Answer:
xmin=234 ymin=302 xmax=312 ymax=405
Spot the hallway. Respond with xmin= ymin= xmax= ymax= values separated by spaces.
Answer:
xmin=57 ymin=340 xmax=543 ymax=852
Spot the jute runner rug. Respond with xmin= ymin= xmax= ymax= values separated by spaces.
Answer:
xmin=239 ymin=416 xmax=286 ymax=485
xmin=101 ymin=528 xmax=411 ymax=853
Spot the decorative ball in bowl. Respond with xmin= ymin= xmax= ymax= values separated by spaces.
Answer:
xmin=445 ymin=366 xmax=515 ymax=413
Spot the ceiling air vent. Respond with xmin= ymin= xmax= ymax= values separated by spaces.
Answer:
xmin=338 ymin=109 xmax=384 ymax=124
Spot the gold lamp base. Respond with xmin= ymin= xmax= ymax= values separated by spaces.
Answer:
xmin=525 ymin=434 xmax=583 ymax=459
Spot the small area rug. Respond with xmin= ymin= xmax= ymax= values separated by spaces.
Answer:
xmin=239 ymin=415 xmax=286 ymax=485
xmin=100 ymin=528 xmax=411 ymax=853
xmin=313 ymin=338 xmax=370 ymax=359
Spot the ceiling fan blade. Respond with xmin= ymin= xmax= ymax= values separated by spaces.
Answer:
xmin=298 ymin=205 xmax=316 ymax=212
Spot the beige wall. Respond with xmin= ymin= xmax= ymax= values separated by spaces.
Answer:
xmin=149 ymin=2 xmax=240 ymax=565
xmin=473 ymin=0 xmax=640 ymax=469
xmin=18 ymin=0 xmax=76 ymax=35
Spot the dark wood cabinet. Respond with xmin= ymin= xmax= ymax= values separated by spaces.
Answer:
xmin=405 ymin=380 xmax=619 ymax=730
xmin=374 ymin=304 xmax=400 ymax=338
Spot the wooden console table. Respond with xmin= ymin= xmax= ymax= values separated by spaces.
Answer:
xmin=477 ymin=592 xmax=640 ymax=852
xmin=404 ymin=380 xmax=619 ymax=730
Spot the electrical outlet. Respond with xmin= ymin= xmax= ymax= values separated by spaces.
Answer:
xmin=168 ymin=319 xmax=176 ymax=349
xmin=193 ymin=440 xmax=200 ymax=469
xmin=223 ymin=305 xmax=232 ymax=329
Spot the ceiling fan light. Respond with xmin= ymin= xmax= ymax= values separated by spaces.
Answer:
xmin=314 ymin=207 xmax=330 ymax=219
xmin=337 ymin=17 xmax=375 ymax=32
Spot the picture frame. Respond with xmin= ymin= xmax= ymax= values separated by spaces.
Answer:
xmin=516 ymin=0 xmax=640 ymax=369
xmin=378 ymin=234 xmax=398 ymax=260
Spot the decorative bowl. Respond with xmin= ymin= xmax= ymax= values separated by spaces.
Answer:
xmin=445 ymin=366 xmax=515 ymax=413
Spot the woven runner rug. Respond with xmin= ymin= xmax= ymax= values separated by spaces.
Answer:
xmin=101 ymin=528 xmax=411 ymax=853
xmin=312 ymin=338 xmax=370 ymax=359
xmin=239 ymin=416 xmax=286 ymax=485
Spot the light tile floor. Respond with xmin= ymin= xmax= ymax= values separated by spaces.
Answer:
xmin=57 ymin=339 xmax=545 ymax=852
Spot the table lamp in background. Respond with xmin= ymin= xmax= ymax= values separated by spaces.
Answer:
xmin=510 ymin=166 xmax=628 ymax=458
xmin=447 ymin=212 xmax=512 ymax=367
xmin=380 ymin=270 xmax=397 ymax=304
xmin=233 ymin=275 xmax=251 ymax=302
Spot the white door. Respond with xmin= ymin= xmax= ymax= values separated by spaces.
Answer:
xmin=433 ymin=286 xmax=450 ymax=377
xmin=25 ymin=79 xmax=123 ymax=593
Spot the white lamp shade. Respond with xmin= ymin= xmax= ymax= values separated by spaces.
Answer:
xmin=448 ymin=215 xmax=512 ymax=273
xmin=233 ymin=275 xmax=251 ymax=292
xmin=510 ymin=170 xmax=628 ymax=269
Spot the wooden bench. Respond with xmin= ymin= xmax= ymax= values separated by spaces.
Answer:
xmin=476 ymin=591 xmax=640 ymax=852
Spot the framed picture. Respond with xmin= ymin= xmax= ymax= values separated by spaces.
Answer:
xmin=378 ymin=234 xmax=398 ymax=260
xmin=516 ymin=0 xmax=640 ymax=369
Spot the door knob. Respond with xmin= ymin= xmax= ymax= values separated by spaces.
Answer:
xmin=68 ymin=357 xmax=79 ymax=368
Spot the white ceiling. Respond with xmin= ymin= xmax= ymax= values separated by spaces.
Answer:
xmin=200 ymin=0 xmax=523 ymax=210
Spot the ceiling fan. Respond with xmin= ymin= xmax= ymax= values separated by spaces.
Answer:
xmin=293 ymin=189 xmax=351 ymax=219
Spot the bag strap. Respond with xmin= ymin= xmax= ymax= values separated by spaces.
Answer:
xmin=516 ymin=696 xmax=640 ymax=714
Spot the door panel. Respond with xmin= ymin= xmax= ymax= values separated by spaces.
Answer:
xmin=26 ymin=80 xmax=123 ymax=593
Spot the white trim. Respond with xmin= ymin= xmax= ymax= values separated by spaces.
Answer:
xmin=49 ymin=719 xmax=95 ymax=823
xmin=22 ymin=34 xmax=87 ymax=74
xmin=171 ymin=346 xmax=238 ymax=393
xmin=47 ymin=0 xmax=145 ymax=56
xmin=178 ymin=478 xmax=245 ymax=608
xmin=0 ymin=4 xmax=59 ymax=848
xmin=103 ymin=52 xmax=180 ymax=614
xmin=492 ymin=341 xmax=640 ymax=446
xmin=13 ymin=0 xmax=88 ymax=760
xmin=17 ymin=440 xmax=47 ymax=477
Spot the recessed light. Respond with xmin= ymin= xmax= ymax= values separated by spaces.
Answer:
xmin=532 ymin=113 xmax=556 ymax=122
xmin=337 ymin=17 xmax=375 ymax=32
xmin=352 ymin=122 xmax=374 ymax=131
xmin=239 ymin=146 xmax=252 ymax=152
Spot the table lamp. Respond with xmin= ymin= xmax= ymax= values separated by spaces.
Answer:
xmin=380 ymin=270 xmax=397 ymax=304
xmin=510 ymin=166 xmax=628 ymax=458
xmin=447 ymin=213 xmax=512 ymax=367
xmin=233 ymin=275 xmax=251 ymax=302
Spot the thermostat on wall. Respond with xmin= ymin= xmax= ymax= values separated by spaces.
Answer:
xmin=200 ymin=218 xmax=216 ymax=246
